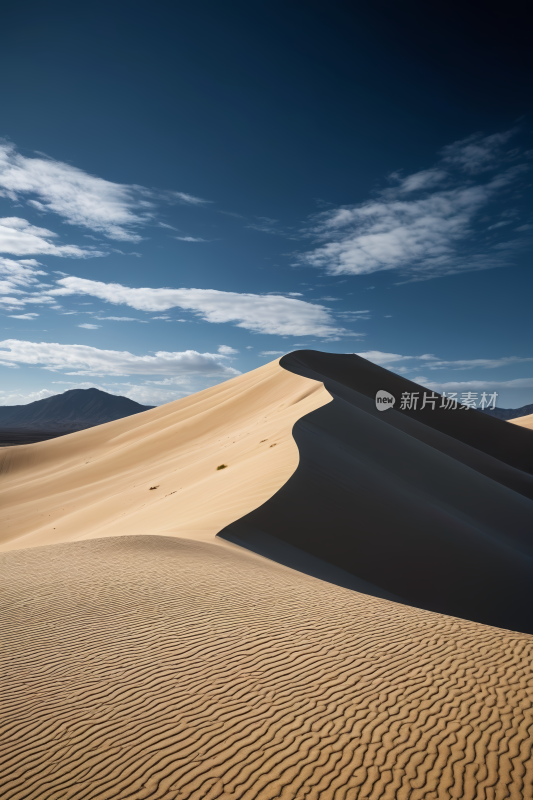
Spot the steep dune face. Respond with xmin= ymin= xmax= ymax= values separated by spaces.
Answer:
xmin=220 ymin=351 xmax=533 ymax=633
xmin=2 ymin=535 xmax=532 ymax=800
xmin=0 ymin=360 xmax=330 ymax=552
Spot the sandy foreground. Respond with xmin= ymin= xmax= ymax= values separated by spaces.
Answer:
xmin=1 ymin=357 xmax=533 ymax=799
xmin=3 ymin=535 xmax=533 ymax=800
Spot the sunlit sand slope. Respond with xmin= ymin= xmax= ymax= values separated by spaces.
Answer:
xmin=0 ymin=360 xmax=329 ymax=552
xmin=2 ymin=535 xmax=532 ymax=800
xmin=220 ymin=351 xmax=533 ymax=633
xmin=511 ymin=412 xmax=533 ymax=431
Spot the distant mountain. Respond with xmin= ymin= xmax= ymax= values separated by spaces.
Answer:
xmin=481 ymin=403 xmax=533 ymax=421
xmin=0 ymin=388 xmax=154 ymax=431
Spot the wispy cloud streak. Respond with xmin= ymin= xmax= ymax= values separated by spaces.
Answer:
xmin=300 ymin=130 xmax=530 ymax=281
xmin=0 ymin=339 xmax=240 ymax=377
xmin=0 ymin=217 xmax=104 ymax=257
xmin=0 ymin=142 xmax=207 ymax=242
xmin=357 ymin=350 xmax=533 ymax=371
xmin=51 ymin=277 xmax=349 ymax=338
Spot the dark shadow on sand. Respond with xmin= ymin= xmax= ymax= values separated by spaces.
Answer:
xmin=218 ymin=351 xmax=533 ymax=634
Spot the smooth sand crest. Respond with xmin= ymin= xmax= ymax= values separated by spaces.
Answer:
xmin=511 ymin=412 xmax=533 ymax=431
xmin=0 ymin=359 xmax=330 ymax=552
xmin=220 ymin=351 xmax=533 ymax=633
xmin=2 ymin=535 xmax=532 ymax=800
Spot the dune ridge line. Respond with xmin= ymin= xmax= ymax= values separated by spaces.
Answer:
xmin=0 ymin=359 xmax=330 ymax=552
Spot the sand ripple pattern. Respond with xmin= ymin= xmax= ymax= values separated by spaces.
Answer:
xmin=1 ymin=536 xmax=532 ymax=800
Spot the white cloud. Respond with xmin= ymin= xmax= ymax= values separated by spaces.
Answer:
xmin=0 ymin=217 xmax=104 ymax=257
xmin=356 ymin=350 xmax=413 ymax=365
xmin=114 ymin=385 xmax=190 ymax=405
xmin=440 ymin=130 xmax=517 ymax=174
xmin=0 ymin=142 xmax=207 ymax=242
xmin=420 ymin=356 xmax=533 ymax=371
xmin=94 ymin=316 xmax=148 ymax=322
xmin=417 ymin=377 xmax=533 ymax=393
xmin=9 ymin=312 xmax=39 ymax=319
xmin=357 ymin=350 xmax=533 ymax=371
xmin=337 ymin=310 xmax=371 ymax=320
xmin=0 ymin=381 xmax=192 ymax=407
xmin=218 ymin=344 xmax=239 ymax=355
xmin=50 ymin=380 xmax=193 ymax=406
xmin=300 ymin=130 xmax=529 ymax=281
xmin=0 ymin=256 xmax=53 ymax=310
xmin=259 ymin=350 xmax=286 ymax=356
xmin=172 ymin=192 xmax=208 ymax=206
xmin=303 ymin=181 xmax=510 ymax=279
xmin=0 ymin=340 xmax=241 ymax=378
xmin=175 ymin=236 xmax=206 ymax=242
xmin=78 ymin=323 xmax=101 ymax=329
xmin=396 ymin=168 xmax=448 ymax=192
xmin=0 ymin=256 xmax=46 ymax=291
xmin=0 ymin=387 xmax=57 ymax=406
xmin=51 ymin=277 xmax=348 ymax=338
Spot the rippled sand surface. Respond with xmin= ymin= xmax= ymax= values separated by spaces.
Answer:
xmin=2 ymin=536 xmax=532 ymax=800
xmin=2 ymin=354 xmax=533 ymax=798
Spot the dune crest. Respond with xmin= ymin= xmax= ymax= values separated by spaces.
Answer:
xmin=511 ymin=412 xmax=533 ymax=431
xmin=220 ymin=351 xmax=533 ymax=633
xmin=2 ymin=352 xmax=533 ymax=799
xmin=0 ymin=359 xmax=330 ymax=552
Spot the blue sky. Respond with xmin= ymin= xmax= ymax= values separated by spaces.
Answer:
xmin=0 ymin=2 xmax=532 ymax=408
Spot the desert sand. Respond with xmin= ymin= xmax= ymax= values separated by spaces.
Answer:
xmin=2 ymin=353 xmax=533 ymax=799
xmin=222 ymin=352 xmax=533 ymax=634
xmin=512 ymin=412 xmax=533 ymax=431
xmin=0 ymin=359 xmax=329 ymax=552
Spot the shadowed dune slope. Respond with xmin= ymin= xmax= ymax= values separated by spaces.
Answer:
xmin=219 ymin=351 xmax=533 ymax=634
xmin=0 ymin=360 xmax=329 ymax=552
xmin=2 ymin=535 xmax=533 ymax=800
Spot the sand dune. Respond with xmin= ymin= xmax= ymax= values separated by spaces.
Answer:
xmin=222 ymin=352 xmax=533 ymax=634
xmin=2 ymin=535 xmax=533 ymax=800
xmin=511 ymin=412 xmax=533 ymax=431
xmin=2 ymin=352 xmax=533 ymax=798
xmin=0 ymin=359 xmax=329 ymax=552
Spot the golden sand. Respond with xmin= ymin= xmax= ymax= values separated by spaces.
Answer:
xmin=2 ymin=535 xmax=532 ymax=800
xmin=1 ymin=359 xmax=532 ymax=799
xmin=0 ymin=360 xmax=329 ymax=552
xmin=511 ymin=412 xmax=533 ymax=431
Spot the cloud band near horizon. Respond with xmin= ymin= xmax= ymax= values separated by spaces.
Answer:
xmin=51 ymin=276 xmax=350 ymax=338
xmin=0 ymin=339 xmax=240 ymax=378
